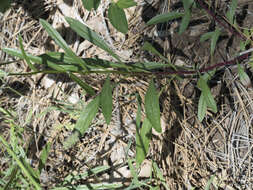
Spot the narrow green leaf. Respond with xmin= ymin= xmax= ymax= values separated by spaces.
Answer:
xmin=178 ymin=9 xmax=191 ymax=35
xmin=2 ymin=48 xmax=127 ymax=71
xmin=81 ymin=0 xmax=101 ymax=11
xmin=52 ymin=183 xmax=123 ymax=190
xmin=64 ymin=165 xmax=110 ymax=184
xmin=108 ymin=3 xmax=128 ymax=34
xmin=226 ymin=0 xmax=238 ymax=23
xmin=40 ymin=19 xmax=88 ymax=71
xmin=0 ymin=135 xmax=41 ymax=190
xmin=18 ymin=35 xmax=38 ymax=72
xmin=135 ymin=93 xmax=142 ymax=128
xmin=144 ymin=79 xmax=161 ymax=133
xmin=128 ymin=159 xmax=139 ymax=183
xmin=210 ymin=28 xmax=221 ymax=55
xmin=147 ymin=12 xmax=184 ymax=25
xmin=136 ymin=118 xmax=152 ymax=164
xmin=100 ymin=76 xmax=113 ymax=124
xmin=116 ymin=0 xmax=137 ymax=9
xmin=38 ymin=142 xmax=52 ymax=174
xmin=65 ymin=17 xmax=121 ymax=62
xmin=182 ymin=0 xmax=194 ymax=10
xmin=63 ymin=96 xmax=100 ymax=150
xmin=198 ymin=93 xmax=207 ymax=122
xmin=142 ymin=42 xmax=169 ymax=63
xmin=205 ymin=175 xmax=215 ymax=190
xmin=0 ymin=0 xmax=11 ymax=13
xmin=238 ymin=64 xmax=251 ymax=87
xmin=152 ymin=161 xmax=170 ymax=190
xmin=200 ymin=31 xmax=214 ymax=42
xmin=68 ymin=72 xmax=95 ymax=95
xmin=198 ymin=77 xmax=217 ymax=113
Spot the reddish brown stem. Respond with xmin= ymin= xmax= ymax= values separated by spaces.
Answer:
xmin=152 ymin=52 xmax=251 ymax=76
xmin=194 ymin=0 xmax=246 ymax=40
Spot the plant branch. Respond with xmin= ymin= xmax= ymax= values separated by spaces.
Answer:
xmin=152 ymin=51 xmax=251 ymax=76
xmin=194 ymin=0 xmax=246 ymax=40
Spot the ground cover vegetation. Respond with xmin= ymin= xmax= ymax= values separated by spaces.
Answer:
xmin=0 ymin=0 xmax=253 ymax=189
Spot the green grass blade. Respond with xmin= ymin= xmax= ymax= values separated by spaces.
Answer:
xmin=68 ymin=72 xmax=95 ymax=95
xmin=178 ymin=9 xmax=191 ymax=35
xmin=65 ymin=17 xmax=121 ymax=62
xmin=40 ymin=19 xmax=88 ymax=71
xmin=136 ymin=118 xmax=152 ymax=164
xmin=100 ymin=76 xmax=113 ymax=124
xmin=135 ymin=93 xmax=142 ymax=128
xmin=198 ymin=93 xmax=207 ymax=122
xmin=18 ymin=35 xmax=38 ymax=71
xmin=53 ymin=182 xmax=123 ymax=190
xmin=63 ymin=96 xmax=100 ymax=149
xmin=200 ymin=32 xmax=214 ymax=42
xmin=144 ymin=79 xmax=161 ymax=133
xmin=147 ymin=12 xmax=184 ymax=25
xmin=204 ymin=175 xmax=215 ymax=190
xmin=210 ymin=28 xmax=221 ymax=55
xmin=38 ymin=142 xmax=52 ymax=174
xmin=226 ymin=0 xmax=238 ymax=23
xmin=182 ymin=0 xmax=194 ymax=10
xmin=63 ymin=165 xmax=110 ymax=184
xmin=0 ymin=135 xmax=41 ymax=190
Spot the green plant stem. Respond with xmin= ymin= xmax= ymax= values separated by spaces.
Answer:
xmin=6 ymin=51 xmax=251 ymax=77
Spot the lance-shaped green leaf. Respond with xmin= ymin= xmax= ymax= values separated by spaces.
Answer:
xmin=2 ymin=48 xmax=128 ymax=71
xmin=108 ymin=3 xmax=128 ymax=34
xmin=100 ymin=77 xmax=113 ymax=124
xmin=145 ymin=79 xmax=161 ymax=133
xmin=135 ymin=93 xmax=142 ymax=128
xmin=198 ymin=77 xmax=217 ymax=113
xmin=18 ymin=35 xmax=38 ymax=72
xmin=179 ymin=9 xmax=191 ymax=35
xmin=198 ymin=93 xmax=207 ymax=122
xmin=38 ymin=142 xmax=52 ymax=174
xmin=147 ymin=12 xmax=184 ymax=25
xmin=65 ymin=17 xmax=122 ymax=62
xmin=226 ymin=0 xmax=238 ymax=23
xmin=116 ymin=0 xmax=137 ymax=9
xmin=142 ymin=42 xmax=176 ymax=70
xmin=238 ymin=64 xmax=251 ymax=87
xmin=40 ymin=19 xmax=88 ymax=71
xmin=0 ymin=0 xmax=11 ymax=13
xmin=68 ymin=72 xmax=95 ymax=95
xmin=63 ymin=96 xmax=100 ymax=149
xmin=200 ymin=31 xmax=214 ymax=42
xmin=82 ymin=0 xmax=101 ymax=11
xmin=182 ymin=0 xmax=194 ymax=10
xmin=210 ymin=28 xmax=221 ymax=55
xmin=136 ymin=118 xmax=152 ymax=164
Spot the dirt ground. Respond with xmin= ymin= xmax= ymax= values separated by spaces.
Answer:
xmin=1 ymin=0 xmax=253 ymax=189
